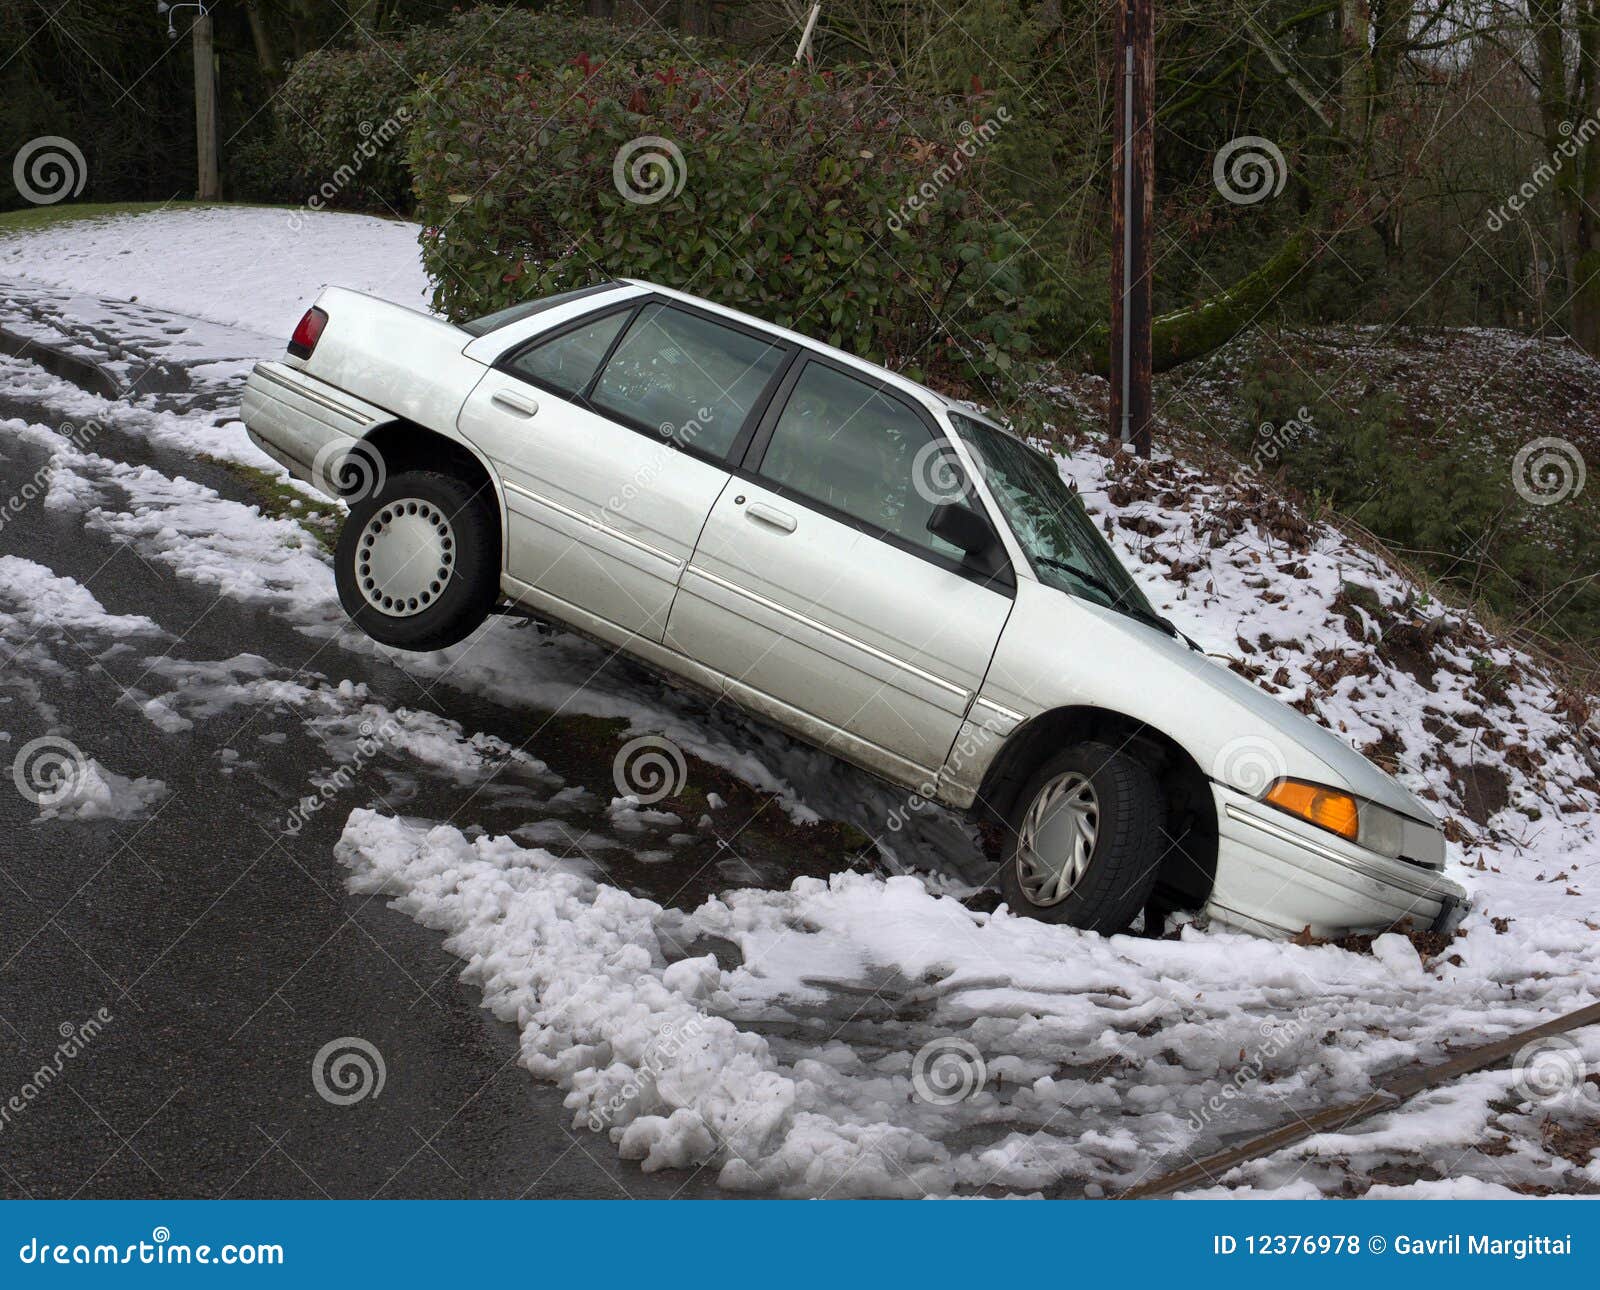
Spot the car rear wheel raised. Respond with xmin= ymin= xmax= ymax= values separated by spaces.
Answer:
xmin=997 ymin=741 xmax=1165 ymax=933
xmin=334 ymin=469 xmax=498 ymax=651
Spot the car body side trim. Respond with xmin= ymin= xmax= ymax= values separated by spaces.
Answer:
xmin=501 ymin=478 xmax=685 ymax=572
xmin=682 ymin=565 xmax=972 ymax=703
xmin=251 ymin=361 xmax=386 ymax=426
xmin=972 ymin=696 xmax=1025 ymax=727
xmin=1222 ymin=801 xmax=1448 ymax=900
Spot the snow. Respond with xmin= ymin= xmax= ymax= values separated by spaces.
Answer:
xmin=33 ymin=758 xmax=168 ymax=822
xmin=0 ymin=206 xmax=431 ymax=339
xmin=1 ymin=206 xmax=1597 ymax=1198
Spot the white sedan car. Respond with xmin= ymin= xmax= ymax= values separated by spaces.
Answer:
xmin=241 ymin=279 xmax=1466 ymax=939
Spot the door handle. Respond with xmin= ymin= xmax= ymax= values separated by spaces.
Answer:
xmin=491 ymin=389 xmax=540 ymax=417
xmin=746 ymin=502 xmax=796 ymax=533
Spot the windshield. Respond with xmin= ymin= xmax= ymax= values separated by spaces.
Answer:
xmin=948 ymin=414 xmax=1165 ymax=629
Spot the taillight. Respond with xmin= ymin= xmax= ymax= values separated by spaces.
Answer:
xmin=288 ymin=306 xmax=328 ymax=359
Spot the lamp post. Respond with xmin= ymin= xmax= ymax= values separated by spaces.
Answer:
xmin=1109 ymin=0 xmax=1153 ymax=457
xmin=157 ymin=2 xmax=220 ymax=201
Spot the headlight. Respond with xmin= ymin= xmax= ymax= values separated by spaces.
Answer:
xmin=1263 ymin=778 xmax=1408 ymax=858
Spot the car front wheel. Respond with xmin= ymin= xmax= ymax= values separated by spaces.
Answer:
xmin=334 ymin=469 xmax=498 ymax=651
xmin=997 ymin=741 xmax=1165 ymax=933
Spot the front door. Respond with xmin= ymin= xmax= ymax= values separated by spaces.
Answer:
xmin=458 ymin=299 xmax=791 ymax=643
xmin=667 ymin=357 xmax=1014 ymax=781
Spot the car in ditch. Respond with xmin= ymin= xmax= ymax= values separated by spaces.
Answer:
xmin=241 ymin=279 xmax=1467 ymax=940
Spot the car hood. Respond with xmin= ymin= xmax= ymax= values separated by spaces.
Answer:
xmin=985 ymin=583 xmax=1439 ymax=827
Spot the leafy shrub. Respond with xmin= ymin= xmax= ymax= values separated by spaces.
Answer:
xmin=278 ymin=41 xmax=414 ymax=211
xmin=409 ymin=59 xmax=1037 ymax=383
xmin=275 ymin=5 xmax=713 ymax=213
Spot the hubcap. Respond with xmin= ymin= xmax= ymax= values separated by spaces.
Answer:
xmin=1015 ymin=772 xmax=1100 ymax=906
xmin=355 ymin=499 xmax=455 ymax=618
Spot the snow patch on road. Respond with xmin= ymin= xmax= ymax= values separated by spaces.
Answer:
xmin=0 ymin=553 xmax=163 ymax=638
xmin=335 ymin=809 xmax=1600 ymax=1197
xmin=33 ymin=758 xmax=168 ymax=822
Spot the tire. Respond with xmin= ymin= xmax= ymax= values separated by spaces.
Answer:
xmin=996 ymin=741 xmax=1165 ymax=933
xmin=334 ymin=469 xmax=498 ymax=652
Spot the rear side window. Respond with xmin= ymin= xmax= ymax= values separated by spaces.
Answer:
xmin=504 ymin=309 xmax=631 ymax=397
xmin=588 ymin=303 xmax=787 ymax=457
xmin=757 ymin=361 xmax=963 ymax=559
xmin=461 ymin=282 xmax=619 ymax=336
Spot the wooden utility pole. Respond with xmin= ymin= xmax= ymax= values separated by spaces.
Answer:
xmin=193 ymin=7 xmax=221 ymax=200
xmin=1109 ymin=0 xmax=1153 ymax=456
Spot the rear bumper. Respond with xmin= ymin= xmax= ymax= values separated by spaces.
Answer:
xmin=1202 ymin=783 xmax=1468 ymax=939
xmin=240 ymin=361 xmax=389 ymax=497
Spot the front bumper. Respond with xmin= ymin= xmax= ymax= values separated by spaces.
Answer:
xmin=1202 ymin=783 xmax=1468 ymax=939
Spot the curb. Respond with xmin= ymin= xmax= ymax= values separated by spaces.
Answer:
xmin=0 ymin=321 xmax=122 ymax=400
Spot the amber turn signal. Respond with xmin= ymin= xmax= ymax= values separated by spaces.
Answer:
xmin=1264 ymin=779 xmax=1360 ymax=841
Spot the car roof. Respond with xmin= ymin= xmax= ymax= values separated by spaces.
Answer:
xmin=618 ymin=278 xmax=955 ymax=415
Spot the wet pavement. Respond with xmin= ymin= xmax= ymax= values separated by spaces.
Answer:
xmin=0 ymin=297 xmax=757 ymax=1199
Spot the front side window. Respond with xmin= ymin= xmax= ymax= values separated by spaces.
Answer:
xmin=758 ymin=361 xmax=963 ymax=560
xmin=949 ymin=413 xmax=1165 ymax=629
xmin=588 ymin=303 xmax=787 ymax=457
xmin=505 ymin=309 xmax=631 ymax=398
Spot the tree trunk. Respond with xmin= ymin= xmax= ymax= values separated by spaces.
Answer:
xmin=244 ymin=0 xmax=280 ymax=80
xmin=1531 ymin=0 xmax=1600 ymax=355
xmin=1077 ymin=228 xmax=1318 ymax=374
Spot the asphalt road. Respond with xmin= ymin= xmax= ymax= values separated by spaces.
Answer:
xmin=0 ymin=296 xmax=730 ymax=1199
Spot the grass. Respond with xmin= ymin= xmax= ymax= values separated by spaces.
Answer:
xmin=211 ymin=459 xmax=341 ymax=554
xmin=0 ymin=200 xmax=213 ymax=236
xmin=0 ymin=198 xmax=404 ymax=238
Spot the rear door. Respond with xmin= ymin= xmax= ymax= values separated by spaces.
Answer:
xmin=667 ymin=356 xmax=1015 ymax=781
xmin=458 ymin=299 xmax=792 ymax=643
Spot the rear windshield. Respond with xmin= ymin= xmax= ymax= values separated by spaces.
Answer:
xmin=460 ymin=282 xmax=621 ymax=336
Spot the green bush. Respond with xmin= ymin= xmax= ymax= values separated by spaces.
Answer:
xmin=409 ymin=59 xmax=1037 ymax=384
xmin=1235 ymin=361 xmax=1600 ymax=644
xmin=275 ymin=5 xmax=714 ymax=213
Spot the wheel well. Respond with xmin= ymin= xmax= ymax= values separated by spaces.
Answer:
xmin=973 ymin=706 xmax=1217 ymax=911
xmin=358 ymin=419 xmax=502 ymax=564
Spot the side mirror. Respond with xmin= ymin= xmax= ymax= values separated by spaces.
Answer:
xmin=927 ymin=501 xmax=995 ymax=558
